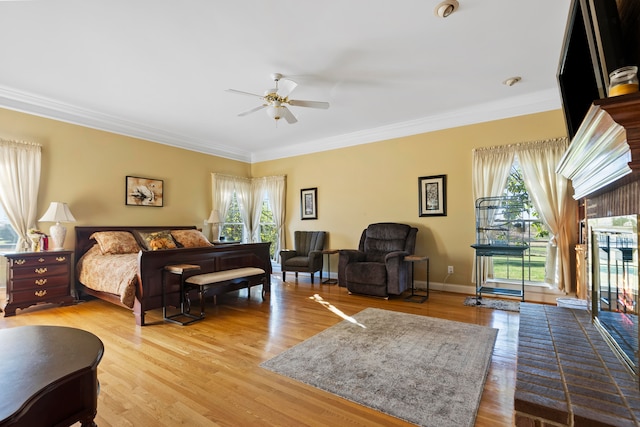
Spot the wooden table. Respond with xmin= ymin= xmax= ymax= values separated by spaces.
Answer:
xmin=0 ymin=325 xmax=104 ymax=427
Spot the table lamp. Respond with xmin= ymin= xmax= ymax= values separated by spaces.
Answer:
xmin=38 ymin=202 xmax=77 ymax=250
xmin=207 ymin=209 xmax=221 ymax=242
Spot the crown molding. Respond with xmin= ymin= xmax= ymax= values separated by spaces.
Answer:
xmin=0 ymin=85 xmax=253 ymax=162
xmin=251 ymin=89 xmax=562 ymax=162
xmin=0 ymin=85 xmax=561 ymax=164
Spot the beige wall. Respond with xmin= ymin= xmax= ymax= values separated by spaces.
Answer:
xmin=0 ymin=106 xmax=567 ymax=292
xmin=0 ymin=107 xmax=250 ymax=249
xmin=252 ymin=110 xmax=568 ymax=290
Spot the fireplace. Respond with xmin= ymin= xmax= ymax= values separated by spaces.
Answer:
xmin=588 ymin=215 xmax=639 ymax=380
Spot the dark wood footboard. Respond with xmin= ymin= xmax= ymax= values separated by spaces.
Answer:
xmin=75 ymin=226 xmax=272 ymax=326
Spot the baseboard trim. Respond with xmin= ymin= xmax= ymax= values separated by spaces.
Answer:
xmin=274 ymin=267 xmax=570 ymax=305
xmin=413 ymin=280 xmax=568 ymax=305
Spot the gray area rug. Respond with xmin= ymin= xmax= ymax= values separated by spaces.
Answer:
xmin=464 ymin=296 xmax=520 ymax=312
xmin=260 ymin=307 xmax=498 ymax=427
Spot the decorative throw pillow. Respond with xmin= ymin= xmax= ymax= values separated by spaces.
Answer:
xmin=136 ymin=230 xmax=178 ymax=251
xmin=90 ymin=231 xmax=141 ymax=255
xmin=171 ymin=229 xmax=212 ymax=248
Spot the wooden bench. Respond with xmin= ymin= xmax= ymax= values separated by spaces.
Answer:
xmin=163 ymin=265 xmax=267 ymax=325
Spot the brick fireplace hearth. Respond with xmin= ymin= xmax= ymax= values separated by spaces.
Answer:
xmin=515 ymin=303 xmax=640 ymax=426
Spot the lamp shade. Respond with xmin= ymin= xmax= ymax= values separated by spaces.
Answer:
xmin=207 ymin=209 xmax=221 ymax=224
xmin=39 ymin=202 xmax=77 ymax=223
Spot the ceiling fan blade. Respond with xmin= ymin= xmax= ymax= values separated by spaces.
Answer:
xmin=226 ymin=88 xmax=264 ymax=99
xmin=238 ymin=104 xmax=267 ymax=117
xmin=277 ymin=79 xmax=298 ymax=98
xmin=281 ymin=106 xmax=298 ymax=124
xmin=288 ymin=99 xmax=330 ymax=109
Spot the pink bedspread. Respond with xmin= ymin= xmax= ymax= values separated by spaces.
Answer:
xmin=76 ymin=245 xmax=138 ymax=308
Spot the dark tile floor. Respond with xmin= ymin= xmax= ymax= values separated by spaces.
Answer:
xmin=516 ymin=303 xmax=640 ymax=427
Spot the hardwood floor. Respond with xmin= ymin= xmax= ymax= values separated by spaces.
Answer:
xmin=0 ymin=275 xmax=519 ymax=426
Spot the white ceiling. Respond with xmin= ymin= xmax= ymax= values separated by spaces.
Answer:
xmin=0 ymin=0 xmax=571 ymax=163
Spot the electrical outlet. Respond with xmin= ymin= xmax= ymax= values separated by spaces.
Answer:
xmin=447 ymin=265 xmax=454 ymax=274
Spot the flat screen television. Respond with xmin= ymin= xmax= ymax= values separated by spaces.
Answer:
xmin=557 ymin=0 xmax=627 ymax=139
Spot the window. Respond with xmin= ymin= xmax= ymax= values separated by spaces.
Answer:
xmin=220 ymin=192 xmax=244 ymax=242
xmin=220 ymin=191 xmax=278 ymax=258
xmin=472 ymin=138 xmax=573 ymax=291
xmin=212 ymin=173 xmax=285 ymax=262
xmin=0 ymin=139 xmax=42 ymax=253
xmin=259 ymin=196 xmax=277 ymax=258
xmin=492 ymin=158 xmax=550 ymax=284
xmin=0 ymin=207 xmax=18 ymax=251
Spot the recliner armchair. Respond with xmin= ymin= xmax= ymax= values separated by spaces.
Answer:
xmin=280 ymin=231 xmax=326 ymax=284
xmin=338 ymin=223 xmax=418 ymax=297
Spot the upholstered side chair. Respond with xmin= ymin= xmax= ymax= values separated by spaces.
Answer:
xmin=280 ymin=231 xmax=326 ymax=284
xmin=338 ymin=223 xmax=418 ymax=298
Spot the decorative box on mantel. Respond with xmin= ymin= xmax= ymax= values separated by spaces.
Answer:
xmin=557 ymin=91 xmax=640 ymax=199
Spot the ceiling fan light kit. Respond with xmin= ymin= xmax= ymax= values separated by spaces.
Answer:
xmin=227 ymin=73 xmax=329 ymax=125
xmin=267 ymin=105 xmax=282 ymax=120
xmin=434 ymin=0 xmax=459 ymax=18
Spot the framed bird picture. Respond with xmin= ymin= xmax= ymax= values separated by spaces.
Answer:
xmin=125 ymin=176 xmax=164 ymax=207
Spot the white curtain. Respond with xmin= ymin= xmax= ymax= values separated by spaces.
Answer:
xmin=0 ymin=139 xmax=41 ymax=251
xmin=211 ymin=173 xmax=236 ymax=223
xmin=517 ymin=138 xmax=576 ymax=292
xmin=472 ymin=145 xmax=515 ymax=203
xmin=211 ymin=173 xmax=286 ymax=253
xmin=471 ymin=145 xmax=515 ymax=283
xmin=262 ymin=175 xmax=286 ymax=259
xmin=472 ymin=138 xmax=577 ymax=291
xmin=250 ymin=179 xmax=264 ymax=243
xmin=234 ymin=178 xmax=252 ymax=242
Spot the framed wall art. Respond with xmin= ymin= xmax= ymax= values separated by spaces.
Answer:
xmin=300 ymin=187 xmax=318 ymax=220
xmin=418 ymin=175 xmax=446 ymax=217
xmin=125 ymin=176 xmax=164 ymax=207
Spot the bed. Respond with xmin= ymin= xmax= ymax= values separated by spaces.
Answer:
xmin=74 ymin=226 xmax=272 ymax=326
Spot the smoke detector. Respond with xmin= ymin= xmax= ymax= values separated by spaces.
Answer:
xmin=503 ymin=76 xmax=522 ymax=87
xmin=434 ymin=0 xmax=459 ymax=18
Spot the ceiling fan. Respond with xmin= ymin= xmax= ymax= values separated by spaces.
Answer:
xmin=226 ymin=73 xmax=329 ymax=124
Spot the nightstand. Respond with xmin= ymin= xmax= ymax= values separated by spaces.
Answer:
xmin=2 ymin=250 xmax=74 ymax=316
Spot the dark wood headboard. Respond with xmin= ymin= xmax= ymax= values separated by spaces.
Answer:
xmin=74 ymin=225 xmax=197 ymax=261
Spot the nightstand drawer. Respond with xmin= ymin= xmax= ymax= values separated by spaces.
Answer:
xmin=8 ymin=253 xmax=70 ymax=268
xmin=10 ymin=286 xmax=71 ymax=304
xmin=11 ymin=263 xmax=69 ymax=279
xmin=12 ymin=274 xmax=69 ymax=291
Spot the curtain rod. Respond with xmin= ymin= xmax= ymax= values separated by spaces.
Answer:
xmin=472 ymin=137 xmax=568 ymax=153
xmin=0 ymin=138 xmax=41 ymax=148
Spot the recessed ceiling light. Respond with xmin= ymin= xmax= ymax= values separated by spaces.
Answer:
xmin=434 ymin=0 xmax=459 ymax=18
xmin=503 ymin=76 xmax=522 ymax=86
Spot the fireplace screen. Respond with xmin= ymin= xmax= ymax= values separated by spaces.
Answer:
xmin=588 ymin=215 xmax=639 ymax=376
